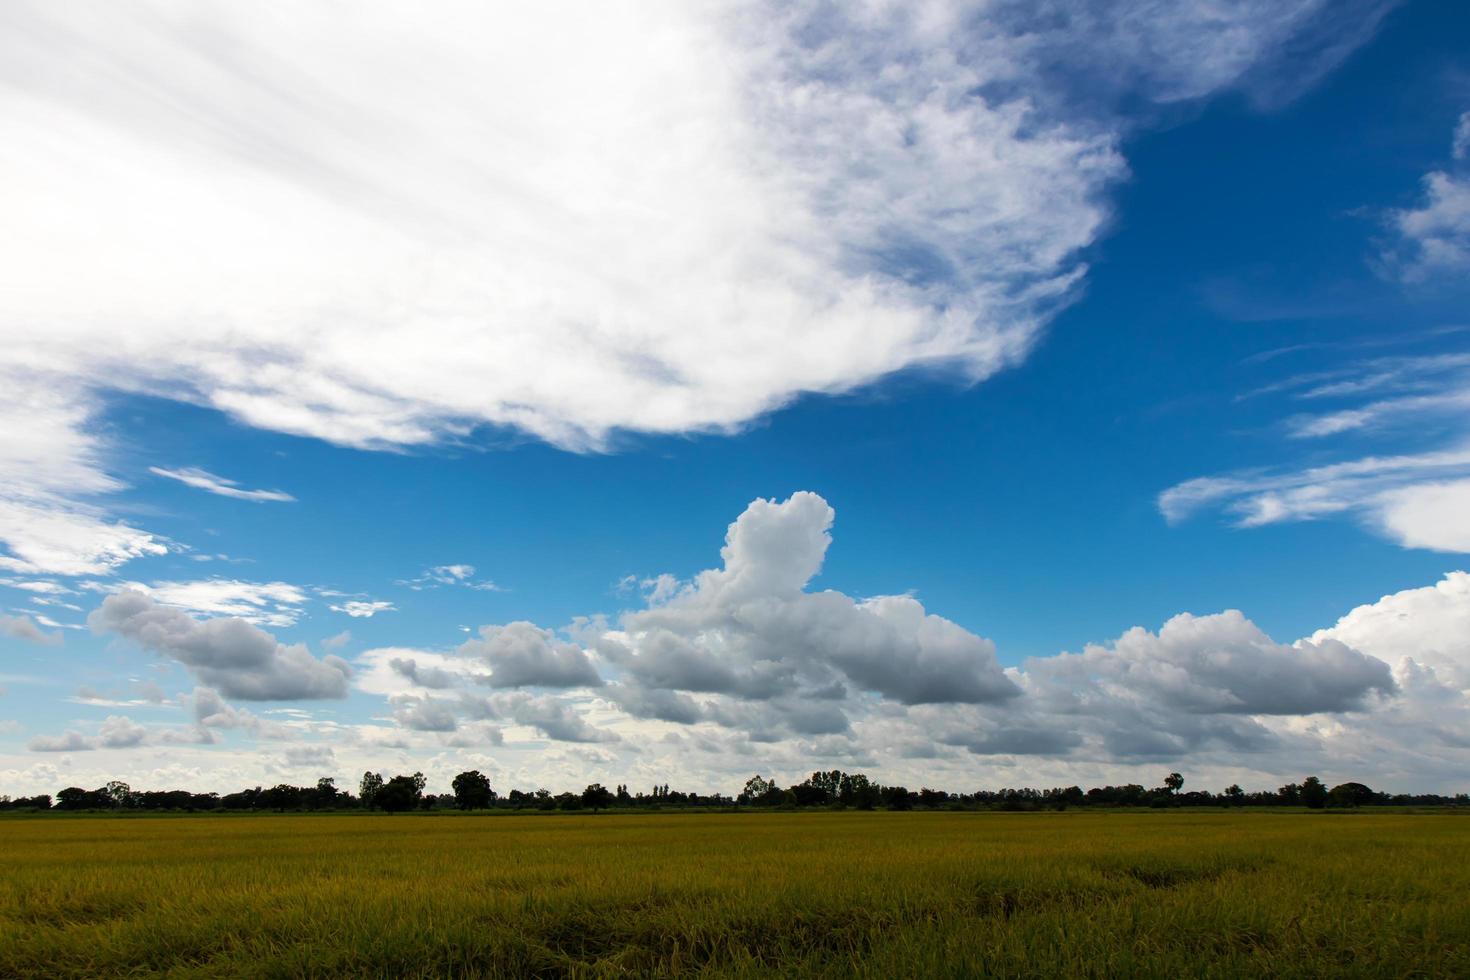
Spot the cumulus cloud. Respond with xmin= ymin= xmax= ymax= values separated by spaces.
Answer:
xmin=390 ymin=695 xmax=459 ymax=733
xmin=1029 ymin=610 xmax=1395 ymax=716
xmin=1384 ymin=171 xmax=1470 ymax=283
xmin=97 ymin=714 xmax=148 ymax=749
xmin=0 ymin=613 xmax=62 ymax=646
xmin=338 ymin=493 xmax=1420 ymax=768
xmin=497 ymin=693 xmax=619 ymax=744
xmin=89 ymin=591 xmax=351 ymax=700
xmin=388 ymin=657 xmax=458 ymax=690
xmin=282 ymin=745 xmax=336 ymax=767
xmin=599 ymin=493 xmax=1019 ymax=711
xmin=460 ymin=622 xmax=604 ymax=689
xmin=1313 ymin=571 xmax=1470 ymax=690
xmin=27 ymin=730 xmax=93 ymax=753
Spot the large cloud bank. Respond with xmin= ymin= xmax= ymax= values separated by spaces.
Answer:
xmin=329 ymin=492 xmax=1457 ymax=787
xmin=14 ymin=491 xmax=1470 ymax=792
xmin=0 ymin=0 xmax=1394 ymax=575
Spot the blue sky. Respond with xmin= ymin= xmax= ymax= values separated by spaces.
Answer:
xmin=3 ymin=0 xmax=1470 ymax=796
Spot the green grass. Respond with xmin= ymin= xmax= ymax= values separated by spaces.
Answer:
xmin=2 ymin=811 xmax=1466 ymax=977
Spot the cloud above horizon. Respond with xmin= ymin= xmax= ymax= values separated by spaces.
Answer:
xmin=11 ymin=491 xmax=1470 ymax=794
xmin=327 ymin=494 xmax=1435 ymax=771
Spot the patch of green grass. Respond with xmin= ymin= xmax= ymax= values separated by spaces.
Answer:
xmin=1 ymin=811 xmax=1465 ymax=977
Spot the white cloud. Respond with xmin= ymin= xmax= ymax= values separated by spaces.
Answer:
xmin=0 ymin=3 xmax=1388 ymax=545
xmin=149 ymin=466 xmax=294 ymax=503
xmin=0 ymin=579 xmax=75 ymax=595
xmin=27 ymin=730 xmax=92 ymax=753
xmin=0 ymin=376 xmax=170 ymax=577
xmin=322 ymin=630 xmax=351 ymax=650
xmin=1161 ymin=444 xmax=1470 ymax=543
xmin=1313 ymin=571 xmax=1470 ymax=690
xmin=282 ymin=745 xmax=336 ymax=767
xmin=1382 ymin=111 xmax=1470 ymax=282
xmin=89 ymin=591 xmax=351 ymax=700
xmin=1384 ymin=172 xmax=1470 ymax=282
xmin=1377 ymin=481 xmax=1470 ymax=553
xmin=1029 ymin=610 xmax=1394 ymax=717
xmin=403 ymin=565 xmax=502 ymax=592
xmin=105 ymin=578 xmax=310 ymax=628
xmin=1165 ymin=113 xmax=1470 ymax=554
xmin=460 ymin=622 xmax=603 ymax=689
xmin=0 ymin=613 xmax=62 ymax=646
xmin=330 ymin=600 xmax=395 ymax=619
xmin=97 ymin=714 xmax=148 ymax=749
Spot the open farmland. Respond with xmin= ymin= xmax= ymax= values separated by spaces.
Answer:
xmin=1 ymin=810 xmax=1466 ymax=978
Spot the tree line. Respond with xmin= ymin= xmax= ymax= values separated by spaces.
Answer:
xmin=2 ymin=768 xmax=1465 ymax=814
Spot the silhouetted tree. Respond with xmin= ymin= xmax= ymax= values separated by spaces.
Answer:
xmin=582 ymin=783 xmax=614 ymax=810
xmin=452 ymin=770 xmax=494 ymax=810
xmin=1301 ymin=776 xmax=1328 ymax=809
xmin=1329 ymin=782 xmax=1375 ymax=808
xmin=359 ymin=771 xmax=384 ymax=808
xmin=741 ymin=775 xmax=772 ymax=803
xmin=375 ymin=773 xmax=423 ymax=812
xmin=1164 ymin=772 xmax=1184 ymax=794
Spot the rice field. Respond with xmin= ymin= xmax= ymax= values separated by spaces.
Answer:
xmin=1 ymin=810 xmax=1466 ymax=977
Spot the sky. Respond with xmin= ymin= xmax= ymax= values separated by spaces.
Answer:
xmin=3 ymin=0 xmax=1470 ymax=798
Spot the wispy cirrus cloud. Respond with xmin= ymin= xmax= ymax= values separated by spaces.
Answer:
xmin=149 ymin=467 xmax=294 ymax=503
xmin=329 ymin=600 xmax=395 ymax=619
xmin=402 ymin=565 xmax=502 ymax=592
xmin=1163 ymin=111 xmax=1470 ymax=554
xmin=0 ymin=0 xmax=1394 ymax=586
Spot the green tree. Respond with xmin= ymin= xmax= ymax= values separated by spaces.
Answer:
xmin=1223 ymin=784 xmax=1245 ymax=806
xmin=359 ymin=771 xmax=384 ymax=808
xmin=451 ymin=770 xmax=494 ymax=810
xmin=1164 ymin=772 xmax=1184 ymax=794
xmin=1301 ymin=776 xmax=1328 ymax=809
xmin=742 ymin=775 xmax=772 ymax=803
xmin=1329 ymin=782 xmax=1375 ymax=808
xmin=581 ymin=783 xmax=614 ymax=810
xmin=375 ymin=774 xmax=423 ymax=812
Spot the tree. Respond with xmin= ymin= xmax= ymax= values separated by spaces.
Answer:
xmin=55 ymin=787 xmax=94 ymax=810
xmin=742 ymin=775 xmax=772 ymax=803
xmin=582 ymin=783 xmax=614 ymax=810
xmin=452 ymin=770 xmax=494 ymax=810
xmin=1164 ymin=773 xmax=1184 ymax=795
xmin=1223 ymin=784 xmax=1245 ymax=806
xmin=375 ymin=774 xmax=423 ymax=812
xmin=359 ymin=771 xmax=384 ymax=808
xmin=1301 ymin=776 xmax=1328 ymax=809
xmin=312 ymin=777 xmax=340 ymax=809
xmin=1329 ymin=782 xmax=1375 ymax=808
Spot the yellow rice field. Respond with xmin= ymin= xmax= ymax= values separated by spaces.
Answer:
xmin=1 ymin=810 xmax=1466 ymax=977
